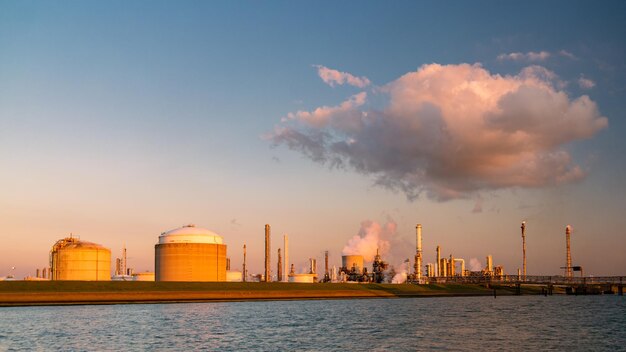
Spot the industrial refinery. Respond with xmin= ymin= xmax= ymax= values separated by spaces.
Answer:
xmin=6 ymin=220 xmax=599 ymax=287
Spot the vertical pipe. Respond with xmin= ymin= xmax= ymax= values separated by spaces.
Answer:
xmin=283 ymin=234 xmax=289 ymax=282
xmin=436 ymin=246 xmax=441 ymax=277
xmin=265 ymin=224 xmax=271 ymax=282
xmin=415 ymin=224 xmax=422 ymax=282
xmin=277 ymin=248 xmax=282 ymax=282
xmin=243 ymin=244 xmax=247 ymax=282
xmin=324 ymin=251 xmax=329 ymax=277
xmin=521 ymin=221 xmax=526 ymax=281
xmin=123 ymin=245 xmax=127 ymax=277
xmin=566 ymin=225 xmax=572 ymax=278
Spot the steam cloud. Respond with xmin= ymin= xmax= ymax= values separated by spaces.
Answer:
xmin=342 ymin=220 xmax=397 ymax=261
xmin=269 ymin=63 xmax=608 ymax=200
xmin=469 ymin=258 xmax=482 ymax=272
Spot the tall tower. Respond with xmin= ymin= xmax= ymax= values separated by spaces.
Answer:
xmin=277 ymin=248 xmax=282 ymax=282
xmin=324 ymin=250 xmax=330 ymax=282
xmin=122 ymin=244 xmax=127 ymax=276
xmin=265 ymin=224 xmax=271 ymax=282
xmin=565 ymin=225 xmax=572 ymax=278
xmin=436 ymin=245 xmax=441 ymax=277
xmin=415 ymin=224 xmax=423 ymax=282
xmin=283 ymin=234 xmax=289 ymax=282
xmin=242 ymin=244 xmax=247 ymax=282
xmin=521 ymin=221 xmax=526 ymax=281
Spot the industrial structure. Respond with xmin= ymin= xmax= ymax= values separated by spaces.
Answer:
xmin=264 ymin=224 xmax=271 ymax=282
xmin=565 ymin=225 xmax=572 ymax=278
xmin=50 ymin=236 xmax=111 ymax=281
xmin=283 ymin=234 xmax=289 ymax=283
xmin=521 ymin=221 xmax=527 ymax=281
xmin=154 ymin=224 xmax=227 ymax=282
xmin=242 ymin=244 xmax=247 ymax=282
xmin=277 ymin=248 xmax=282 ymax=282
xmin=414 ymin=224 xmax=423 ymax=282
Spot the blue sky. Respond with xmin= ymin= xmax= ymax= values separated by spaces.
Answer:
xmin=1 ymin=1 xmax=625 ymax=278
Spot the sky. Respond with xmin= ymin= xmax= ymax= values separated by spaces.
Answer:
xmin=1 ymin=1 xmax=625 ymax=278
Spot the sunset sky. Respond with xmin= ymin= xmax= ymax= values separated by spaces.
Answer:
xmin=1 ymin=1 xmax=625 ymax=278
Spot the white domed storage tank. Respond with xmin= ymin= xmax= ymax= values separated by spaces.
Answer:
xmin=50 ymin=237 xmax=111 ymax=281
xmin=155 ymin=224 xmax=227 ymax=281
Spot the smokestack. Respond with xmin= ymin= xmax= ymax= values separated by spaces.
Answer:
xmin=521 ymin=221 xmax=526 ymax=281
xmin=226 ymin=257 xmax=231 ymax=271
xmin=415 ymin=224 xmax=423 ymax=282
xmin=283 ymin=234 xmax=289 ymax=283
xmin=123 ymin=244 xmax=127 ymax=277
xmin=277 ymin=248 xmax=282 ymax=282
xmin=565 ymin=225 xmax=572 ymax=278
xmin=265 ymin=224 xmax=271 ymax=282
xmin=486 ymin=255 xmax=493 ymax=273
xmin=325 ymin=251 xmax=329 ymax=276
xmin=243 ymin=244 xmax=247 ymax=282
xmin=436 ymin=246 xmax=441 ymax=277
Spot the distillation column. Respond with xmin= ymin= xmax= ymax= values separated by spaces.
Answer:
xmin=265 ymin=224 xmax=271 ymax=282
xmin=565 ymin=225 xmax=572 ymax=278
xmin=436 ymin=246 xmax=441 ymax=277
xmin=521 ymin=221 xmax=527 ymax=281
xmin=415 ymin=224 xmax=423 ymax=282
xmin=243 ymin=244 xmax=247 ymax=282
xmin=283 ymin=234 xmax=289 ymax=283
xmin=277 ymin=248 xmax=282 ymax=282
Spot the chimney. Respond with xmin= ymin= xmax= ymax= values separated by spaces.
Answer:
xmin=265 ymin=224 xmax=271 ymax=282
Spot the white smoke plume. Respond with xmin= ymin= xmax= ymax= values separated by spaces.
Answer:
xmin=391 ymin=268 xmax=407 ymax=284
xmin=469 ymin=257 xmax=482 ymax=272
xmin=342 ymin=220 xmax=397 ymax=261
xmin=269 ymin=63 xmax=608 ymax=201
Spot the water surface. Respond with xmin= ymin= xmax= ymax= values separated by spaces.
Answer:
xmin=1 ymin=296 xmax=624 ymax=351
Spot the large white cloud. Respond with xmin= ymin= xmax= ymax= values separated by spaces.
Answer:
xmin=269 ymin=63 xmax=608 ymax=200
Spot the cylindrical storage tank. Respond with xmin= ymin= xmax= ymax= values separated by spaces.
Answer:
xmin=50 ymin=237 xmax=111 ymax=281
xmin=132 ymin=272 xmax=155 ymax=281
xmin=342 ymin=255 xmax=364 ymax=274
xmin=155 ymin=225 xmax=227 ymax=281
xmin=226 ymin=270 xmax=243 ymax=282
xmin=288 ymin=273 xmax=315 ymax=283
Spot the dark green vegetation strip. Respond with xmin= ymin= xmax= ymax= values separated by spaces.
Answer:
xmin=0 ymin=281 xmax=508 ymax=295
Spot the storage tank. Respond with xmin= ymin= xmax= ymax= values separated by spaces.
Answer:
xmin=342 ymin=255 xmax=364 ymax=274
xmin=50 ymin=237 xmax=111 ymax=281
xmin=288 ymin=273 xmax=316 ymax=283
xmin=132 ymin=272 xmax=155 ymax=281
xmin=155 ymin=224 xmax=227 ymax=281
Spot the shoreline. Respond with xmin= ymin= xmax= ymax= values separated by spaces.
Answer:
xmin=0 ymin=281 xmax=546 ymax=307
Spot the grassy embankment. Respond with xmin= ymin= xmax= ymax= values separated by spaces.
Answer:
xmin=0 ymin=281 xmax=541 ymax=307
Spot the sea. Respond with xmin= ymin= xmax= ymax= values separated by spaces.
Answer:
xmin=0 ymin=295 xmax=624 ymax=351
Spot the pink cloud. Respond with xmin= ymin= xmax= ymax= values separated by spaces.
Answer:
xmin=578 ymin=76 xmax=596 ymax=89
xmin=314 ymin=65 xmax=371 ymax=88
xmin=497 ymin=51 xmax=551 ymax=62
xmin=270 ymin=63 xmax=608 ymax=200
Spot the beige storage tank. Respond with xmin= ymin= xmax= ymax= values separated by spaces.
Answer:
xmin=288 ymin=273 xmax=316 ymax=283
xmin=155 ymin=224 xmax=227 ymax=282
xmin=50 ymin=237 xmax=111 ymax=281
xmin=342 ymin=255 xmax=364 ymax=274
xmin=132 ymin=272 xmax=155 ymax=281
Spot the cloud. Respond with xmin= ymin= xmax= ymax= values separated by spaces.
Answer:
xmin=559 ymin=50 xmax=578 ymax=60
xmin=471 ymin=198 xmax=483 ymax=213
xmin=578 ymin=76 xmax=596 ymax=89
xmin=282 ymin=92 xmax=367 ymax=128
xmin=269 ymin=63 xmax=608 ymax=201
xmin=342 ymin=220 xmax=397 ymax=261
xmin=314 ymin=65 xmax=371 ymax=88
xmin=497 ymin=51 xmax=551 ymax=62
xmin=469 ymin=258 xmax=482 ymax=271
